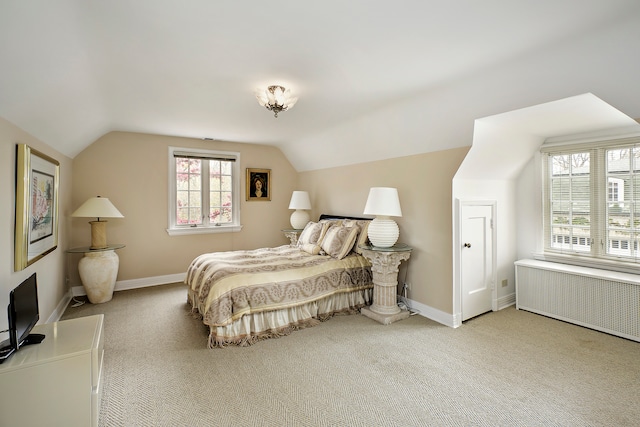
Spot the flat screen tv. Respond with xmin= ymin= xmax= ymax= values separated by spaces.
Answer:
xmin=0 ymin=273 xmax=42 ymax=362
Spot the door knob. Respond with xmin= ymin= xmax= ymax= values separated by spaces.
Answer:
xmin=463 ymin=243 xmax=471 ymax=248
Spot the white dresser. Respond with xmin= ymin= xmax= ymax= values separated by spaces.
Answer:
xmin=0 ymin=314 xmax=104 ymax=427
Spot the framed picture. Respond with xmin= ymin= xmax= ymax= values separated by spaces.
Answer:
xmin=15 ymin=144 xmax=60 ymax=271
xmin=246 ymin=168 xmax=271 ymax=201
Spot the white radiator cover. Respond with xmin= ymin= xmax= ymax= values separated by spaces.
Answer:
xmin=515 ymin=259 xmax=639 ymax=342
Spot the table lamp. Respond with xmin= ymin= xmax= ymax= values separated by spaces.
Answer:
xmin=288 ymin=191 xmax=312 ymax=229
xmin=72 ymin=196 xmax=124 ymax=249
xmin=363 ymin=187 xmax=402 ymax=248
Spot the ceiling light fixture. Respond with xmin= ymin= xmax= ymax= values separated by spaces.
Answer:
xmin=255 ymin=85 xmax=298 ymax=118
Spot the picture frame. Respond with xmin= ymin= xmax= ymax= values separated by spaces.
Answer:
xmin=246 ymin=168 xmax=271 ymax=201
xmin=15 ymin=144 xmax=60 ymax=271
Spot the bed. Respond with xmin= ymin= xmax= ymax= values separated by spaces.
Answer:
xmin=185 ymin=215 xmax=374 ymax=347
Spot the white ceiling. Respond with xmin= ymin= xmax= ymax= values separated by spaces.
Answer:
xmin=1 ymin=1 xmax=640 ymax=171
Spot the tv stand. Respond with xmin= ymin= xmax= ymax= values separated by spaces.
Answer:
xmin=0 ymin=315 xmax=104 ymax=427
xmin=23 ymin=332 xmax=45 ymax=345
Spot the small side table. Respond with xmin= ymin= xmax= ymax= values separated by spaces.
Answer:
xmin=67 ymin=244 xmax=125 ymax=304
xmin=359 ymin=243 xmax=412 ymax=325
xmin=282 ymin=229 xmax=304 ymax=246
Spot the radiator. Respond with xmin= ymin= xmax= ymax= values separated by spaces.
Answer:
xmin=515 ymin=259 xmax=639 ymax=342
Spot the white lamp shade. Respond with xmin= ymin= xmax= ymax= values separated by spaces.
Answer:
xmin=72 ymin=196 xmax=124 ymax=219
xmin=363 ymin=187 xmax=402 ymax=217
xmin=288 ymin=191 xmax=311 ymax=210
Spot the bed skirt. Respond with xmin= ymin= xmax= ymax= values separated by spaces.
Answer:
xmin=188 ymin=287 xmax=373 ymax=348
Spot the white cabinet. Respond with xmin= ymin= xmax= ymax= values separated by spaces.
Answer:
xmin=0 ymin=314 xmax=104 ymax=427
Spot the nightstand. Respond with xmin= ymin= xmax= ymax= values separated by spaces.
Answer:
xmin=67 ymin=244 xmax=125 ymax=303
xmin=359 ymin=243 xmax=412 ymax=324
xmin=282 ymin=229 xmax=304 ymax=246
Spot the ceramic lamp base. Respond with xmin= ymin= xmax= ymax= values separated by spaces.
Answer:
xmin=367 ymin=216 xmax=399 ymax=248
xmin=89 ymin=220 xmax=108 ymax=249
xmin=290 ymin=210 xmax=310 ymax=229
xmin=78 ymin=250 xmax=119 ymax=304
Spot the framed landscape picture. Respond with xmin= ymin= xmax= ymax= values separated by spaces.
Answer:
xmin=15 ymin=144 xmax=60 ymax=271
xmin=246 ymin=168 xmax=271 ymax=201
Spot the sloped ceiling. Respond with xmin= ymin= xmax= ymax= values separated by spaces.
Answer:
xmin=1 ymin=1 xmax=639 ymax=171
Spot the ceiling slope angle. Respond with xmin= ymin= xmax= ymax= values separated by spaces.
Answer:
xmin=455 ymin=93 xmax=640 ymax=181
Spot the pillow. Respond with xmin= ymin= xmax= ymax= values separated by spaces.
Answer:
xmin=297 ymin=222 xmax=328 ymax=246
xmin=299 ymin=243 xmax=321 ymax=255
xmin=320 ymin=226 xmax=359 ymax=259
xmin=341 ymin=219 xmax=371 ymax=254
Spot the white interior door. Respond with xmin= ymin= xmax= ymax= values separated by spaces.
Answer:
xmin=461 ymin=204 xmax=494 ymax=321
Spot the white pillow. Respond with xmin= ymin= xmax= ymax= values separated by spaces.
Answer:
xmin=299 ymin=243 xmax=321 ymax=255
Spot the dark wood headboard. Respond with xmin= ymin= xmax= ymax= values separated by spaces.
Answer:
xmin=318 ymin=214 xmax=371 ymax=221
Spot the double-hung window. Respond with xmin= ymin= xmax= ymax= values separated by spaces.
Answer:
xmin=542 ymin=137 xmax=640 ymax=266
xmin=167 ymin=147 xmax=241 ymax=235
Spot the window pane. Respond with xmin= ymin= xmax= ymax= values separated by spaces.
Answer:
xmin=176 ymin=190 xmax=189 ymax=208
xmin=189 ymin=207 xmax=201 ymax=224
xmin=176 ymin=158 xmax=190 ymax=173
xmin=606 ymin=147 xmax=640 ymax=258
xmin=209 ymin=207 xmax=220 ymax=223
xmin=221 ymin=191 xmax=232 ymax=207
xmin=607 ymin=148 xmax=630 ymax=173
xmin=221 ymin=161 xmax=231 ymax=175
xmin=549 ymin=153 xmax=590 ymax=253
xmin=210 ymin=191 xmax=221 ymax=207
xmin=221 ymin=176 xmax=232 ymax=191
xmin=220 ymin=207 xmax=232 ymax=223
xmin=189 ymin=174 xmax=201 ymax=190
xmin=176 ymin=208 xmax=189 ymax=225
xmin=210 ymin=176 xmax=221 ymax=191
xmin=189 ymin=192 xmax=201 ymax=207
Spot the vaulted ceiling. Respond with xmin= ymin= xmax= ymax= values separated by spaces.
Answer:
xmin=1 ymin=1 xmax=639 ymax=171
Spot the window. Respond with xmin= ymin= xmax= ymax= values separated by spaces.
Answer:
xmin=167 ymin=147 xmax=241 ymax=235
xmin=542 ymin=137 xmax=640 ymax=265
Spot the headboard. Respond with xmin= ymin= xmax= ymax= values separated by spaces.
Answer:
xmin=318 ymin=213 xmax=371 ymax=221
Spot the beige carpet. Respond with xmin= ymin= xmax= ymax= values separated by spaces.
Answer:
xmin=62 ymin=283 xmax=640 ymax=427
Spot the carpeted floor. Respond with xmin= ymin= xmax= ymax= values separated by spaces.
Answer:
xmin=62 ymin=283 xmax=640 ymax=427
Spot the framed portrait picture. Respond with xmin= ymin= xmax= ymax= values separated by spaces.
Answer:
xmin=15 ymin=144 xmax=60 ymax=271
xmin=246 ymin=168 xmax=271 ymax=201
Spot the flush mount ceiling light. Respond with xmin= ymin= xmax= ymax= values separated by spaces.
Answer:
xmin=255 ymin=85 xmax=298 ymax=118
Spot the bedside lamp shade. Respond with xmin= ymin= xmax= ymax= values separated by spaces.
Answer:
xmin=288 ymin=191 xmax=312 ymax=229
xmin=363 ymin=187 xmax=402 ymax=248
xmin=72 ymin=196 xmax=123 ymax=249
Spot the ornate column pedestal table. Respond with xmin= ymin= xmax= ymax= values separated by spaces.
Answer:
xmin=282 ymin=229 xmax=304 ymax=246
xmin=359 ymin=243 xmax=412 ymax=325
xmin=67 ymin=244 xmax=125 ymax=304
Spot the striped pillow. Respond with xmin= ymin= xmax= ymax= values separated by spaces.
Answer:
xmin=297 ymin=222 xmax=328 ymax=247
xmin=320 ymin=226 xmax=359 ymax=259
xmin=341 ymin=219 xmax=371 ymax=254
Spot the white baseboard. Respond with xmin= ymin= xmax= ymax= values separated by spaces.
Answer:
xmin=47 ymin=289 xmax=73 ymax=323
xmin=403 ymin=298 xmax=457 ymax=328
xmin=71 ymin=272 xmax=186 ymax=297
xmin=497 ymin=292 xmax=516 ymax=310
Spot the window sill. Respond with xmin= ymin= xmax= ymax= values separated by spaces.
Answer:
xmin=166 ymin=224 xmax=243 ymax=236
xmin=533 ymin=252 xmax=640 ymax=275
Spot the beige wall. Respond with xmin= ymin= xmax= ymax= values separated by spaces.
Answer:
xmin=299 ymin=147 xmax=469 ymax=314
xmin=0 ymin=117 xmax=73 ymax=332
xmin=69 ymin=132 xmax=299 ymax=284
